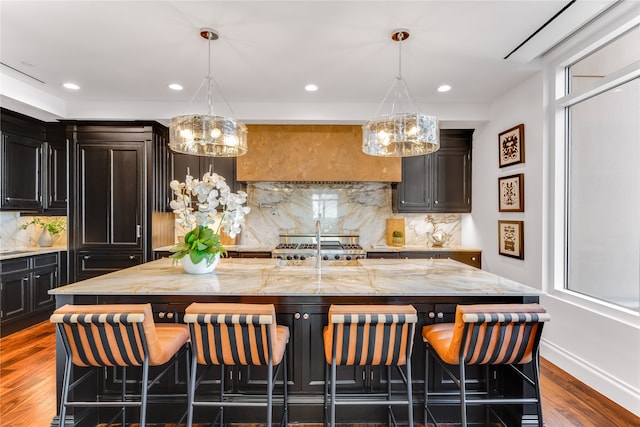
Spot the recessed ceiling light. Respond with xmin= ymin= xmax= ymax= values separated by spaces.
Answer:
xmin=305 ymin=83 xmax=318 ymax=92
xmin=168 ymin=83 xmax=183 ymax=91
xmin=62 ymin=82 xmax=80 ymax=90
xmin=437 ymin=84 xmax=452 ymax=93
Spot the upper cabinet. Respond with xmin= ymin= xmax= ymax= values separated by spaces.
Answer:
xmin=45 ymin=123 xmax=68 ymax=214
xmin=395 ymin=129 xmax=473 ymax=213
xmin=0 ymin=109 xmax=69 ymax=214
xmin=171 ymin=153 xmax=239 ymax=193
xmin=0 ymin=109 xmax=45 ymax=211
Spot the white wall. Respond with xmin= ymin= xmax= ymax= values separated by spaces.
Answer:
xmin=464 ymin=70 xmax=640 ymax=415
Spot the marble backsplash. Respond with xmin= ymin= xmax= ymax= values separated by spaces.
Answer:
xmin=238 ymin=182 xmax=461 ymax=249
xmin=1 ymin=183 xmax=461 ymax=251
xmin=0 ymin=212 xmax=68 ymax=249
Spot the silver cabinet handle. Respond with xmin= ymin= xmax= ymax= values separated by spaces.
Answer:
xmin=294 ymin=312 xmax=301 ymax=320
xmin=437 ymin=312 xmax=444 ymax=319
xmin=136 ymin=225 xmax=142 ymax=238
xmin=83 ymin=255 xmax=91 ymax=260
xmin=129 ymin=255 xmax=135 ymax=260
xmin=33 ymin=275 xmax=41 ymax=279
xmin=302 ymin=313 xmax=309 ymax=320
xmin=434 ymin=200 xmax=439 ymax=204
xmin=428 ymin=312 xmax=435 ymax=319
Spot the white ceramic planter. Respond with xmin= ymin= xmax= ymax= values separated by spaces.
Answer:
xmin=180 ymin=253 xmax=220 ymax=274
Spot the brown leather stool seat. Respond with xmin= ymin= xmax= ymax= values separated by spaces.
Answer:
xmin=51 ymin=303 xmax=190 ymax=427
xmin=422 ymin=303 xmax=550 ymax=427
xmin=184 ymin=303 xmax=289 ymax=427
xmin=323 ymin=304 xmax=418 ymax=427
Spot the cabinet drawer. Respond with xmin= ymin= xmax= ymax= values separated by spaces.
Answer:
xmin=366 ymin=251 xmax=399 ymax=259
xmin=76 ymin=253 xmax=143 ymax=279
xmin=1 ymin=258 xmax=29 ymax=273
xmin=33 ymin=253 xmax=58 ymax=267
xmin=439 ymin=251 xmax=481 ymax=269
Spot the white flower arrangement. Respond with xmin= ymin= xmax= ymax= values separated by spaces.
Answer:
xmin=169 ymin=172 xmax=250 ymax=264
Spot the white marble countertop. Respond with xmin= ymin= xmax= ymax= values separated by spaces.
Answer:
xmin=0 ymin=245 xmax=67 ymax=261
xmin=51 ymin=257 xmax=540 ymax=297
xmin=154 ymin=244 xmax=482 ymax=253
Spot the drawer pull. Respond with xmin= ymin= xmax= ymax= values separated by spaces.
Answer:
xmin=302 ymin=313 xmax=309 ymax=320
xmin=129 ymin=255 xmax=135 ymax=260
xmin=83 ymin=255 xmax=91 ymax=260
xmin=294 ymin=312 xmax=301 ymax=320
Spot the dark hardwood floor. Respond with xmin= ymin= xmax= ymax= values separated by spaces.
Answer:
xmin=1 ymin=321 xmax=638 ymax=426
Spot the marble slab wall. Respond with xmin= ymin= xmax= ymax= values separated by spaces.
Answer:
xmin=0 ymin=212 xmax=68 ymax=249
xmin=239 ymin=182 xmax=461 ymax=248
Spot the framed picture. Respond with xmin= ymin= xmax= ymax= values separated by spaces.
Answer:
xmin=498 ymin=124 xmax=525 ymax=167
xmin=498 ymin=220 xmax=524 ymax=259
xmin=498 ymin=173 xmax=524 ymax=212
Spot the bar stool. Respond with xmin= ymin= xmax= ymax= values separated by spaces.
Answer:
xmin=323 ymin=304 xmax=418 ymax=427
xmin=184 ymin=302 xmax=289 ymax=427
xmin=51 ymin=303 xmax=190 ymax=427
xmin=423 ymin=303 xmax=550 ymax=427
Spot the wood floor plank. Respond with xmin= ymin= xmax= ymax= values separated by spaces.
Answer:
xmin=1 ymin=321 xmax=638 ymax=426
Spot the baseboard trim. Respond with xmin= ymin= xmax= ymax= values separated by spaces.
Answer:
xmin=540 ymin=338 xmax=640 ymax=417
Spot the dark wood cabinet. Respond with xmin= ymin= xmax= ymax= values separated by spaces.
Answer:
xmin=399 ymin=250 xmax=481 ymax=268
xmin=170 ymin=153 xmax=239 ymax=192
xmin=395 ymin=129 xmax=473 ymax=213
xmin=76 ymin=141 xmax=144 ymax=250
xmin=0 ymin=129 xmax=44 ymax=211
xmin=0 ymin=253 xmax=60 ymax=337
xmin=1 ymin=109 xmax=69 ymax=213
xmin=366 ymin=251 xmax=400 ymax=259
xmin=67 ymin=122 xmax=174 ymax=282
xmin=368 ymin=250 xmax=481 ymax=268
xmin=45 ymin=123 xmax=68 ymax=213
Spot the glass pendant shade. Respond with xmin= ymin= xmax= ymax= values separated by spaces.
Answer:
xmin=363 ymin=112 xmax=439 ymax=156
xmin=169 ymin=114 xmax=247 ymax=157
xmin=169 ymin=28 xmax=247 ymax=158
xmin=363 ymin=29 xmax=439 ymax=157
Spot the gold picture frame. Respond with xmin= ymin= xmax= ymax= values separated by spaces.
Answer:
xmin=498 ymin=220 xmax=524 ymax=259
xmin=498 ymin=124 xmax=525 ymax=167
xmin=498 ymin=173 xmax=524 ymax=212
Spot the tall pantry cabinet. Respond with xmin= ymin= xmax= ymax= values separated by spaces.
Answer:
xmin=66 ymin=122 xmax=174 ymax=281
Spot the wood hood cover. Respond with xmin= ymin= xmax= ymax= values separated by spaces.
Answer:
xmin=237 ymin=125 xmax=401 ymax=182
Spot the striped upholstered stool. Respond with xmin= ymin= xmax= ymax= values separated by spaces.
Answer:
xmin=184 ymin=303 xmax=290 ymax=427
xmin=422 ymin=303 xmax=550 ymax=427
xmin=323 ymin=304 xmax=418 ymax=427
xmin=51 ymin=303 xmax=190 ymax=427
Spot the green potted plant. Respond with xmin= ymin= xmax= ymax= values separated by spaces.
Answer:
xmin=168 ymin=171 xmax=250 ymax=274
xmin=21 ymin=217 xmax=66 ymax=247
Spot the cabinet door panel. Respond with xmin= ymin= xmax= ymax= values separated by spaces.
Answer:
xmin=432 ymin=148 xmax=470 ymax=212
xmin=32 ymin=267 xmax=57 ymax=311
xmin=78 ymin=143 xmax=143 ymax=249
xmin=112 ymin=148 xmax=142 ymax=245
xmin=0 ymin=272 xmax=29 ymax=321
xmin=79 ymin=147 xmax=110 ymax=245
xmin=397 ymin=154 xmax=430 ymax=212
xmin=1 ymin=133 xmax=42 ymax=210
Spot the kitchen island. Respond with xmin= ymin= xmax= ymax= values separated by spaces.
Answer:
xmin=50 ymin=257 xmax=543 ymax=427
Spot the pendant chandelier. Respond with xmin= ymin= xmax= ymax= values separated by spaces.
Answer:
xmin=169 ymin=28 xmax=247 ymax=157
xmin=362 ymin=29 xmax=439 ymax=157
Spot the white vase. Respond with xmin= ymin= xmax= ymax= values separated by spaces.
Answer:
xmin=180 ymin=253 xmax=220 ymax=274
xmin=38 ymin=228 xmax=53 ymax=247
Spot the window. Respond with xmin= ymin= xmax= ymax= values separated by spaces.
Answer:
xmin=561 ymin=23 xmax=640 ymax=311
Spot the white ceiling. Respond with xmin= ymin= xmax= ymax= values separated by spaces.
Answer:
xmin=0 ymin=0 xmax=618 ymax=125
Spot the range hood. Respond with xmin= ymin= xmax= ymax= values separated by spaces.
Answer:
xmin=237 ymin=125 xmax=401 ymax=182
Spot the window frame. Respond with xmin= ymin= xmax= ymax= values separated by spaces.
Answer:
xmin=544 ymin=4 xmax=640 ymax=322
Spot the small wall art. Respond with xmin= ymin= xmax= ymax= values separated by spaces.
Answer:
xmin=498 ymin=173 xmax=524 ymax=212
xmin=498 ymin=220 xmax=524 ymax=260
xmin=498 ymin=124 xmax=525 ymax=167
